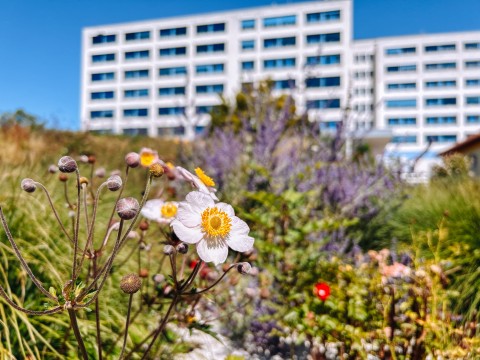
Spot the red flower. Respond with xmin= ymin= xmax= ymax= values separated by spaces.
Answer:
xmin=314 ymin=282 xmax=330 ymax=301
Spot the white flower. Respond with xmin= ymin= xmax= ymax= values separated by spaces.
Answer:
xmin=176 ymin=166 xmax=218 ymax=201
xmin=141 ymin=199 xmax=178 ymax=224
xmin=171 ymin=191 xmax=254 ymax=265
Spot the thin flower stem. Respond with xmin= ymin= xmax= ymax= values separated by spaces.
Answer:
xmin=0 ymin=206 xmax=57 ymax=301
xmin=181 ymin=264 xmax=237 ymax=295
xmin=119 ymin=293 xmax=134 ymax=359
xmin=93 ymin=258 xmax=103 ymax=360
xmin=180 ymin=260 xmax=203 ymax=292
xmin=67 ymin=308 xmax=89 ymax=360
xmin=0 ymin=284 xmax=61 ymax=315
xmin=82 ymin=185 xmax=90 ymax=236
xmin=34 ymin=182 xmax=73 ymax=244
xmin=169 ymin=252 xmax=179 ymax=290
xmin=64 ymin=181 xmax=74 ymax=210
xmin=72 ymin=169 xmax=82 ymax=283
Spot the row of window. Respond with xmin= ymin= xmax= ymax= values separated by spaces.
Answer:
xmin=386 ymin=61 xmax=480 ymax=73
xmin=91 ymin=106 xmax=216 ymax=118
xmin=90 ymin=85 xmax=224 ymax=99
xmin=92 ymin=126 xmax=206 ymax=137
xmin=385 ymin=42 xmax=480 ymax=55
xmin=385 ymin=97 xmax=480 ymax=108
xmin=391 ymin=135 xmax=457 ymax=144
xmin=387 ymin=79 xmax=480 ymax=90
xmin=388 ymin=115 xmax=480 ymax=126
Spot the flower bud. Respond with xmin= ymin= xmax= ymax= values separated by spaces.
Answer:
xmin=153 ymin=274 xmax=165 ymax=283
xmin=95 ymin=167 xmax=106 ymax=178
xmin=88 ymin=155 xmax=96 ymax=164
xmin=21 ymin=178 xmax=36 ymax=193
xmin=79 ymin=155 xmax=89 ymax=163
xmin=149 ymin=163 xmax=164 ymax=178
xmin=237 ymin=262 xmax=252 ymax=275
xmin=79 ymin=177 xmax=89 ymax=186
xmin=48 ymin=165 xmax=58 ymax=174
xmin=139 ymin=268 xmax=149 ymax=278
xmin=125 ymin=152 xmax=140 ymax=168
xmin=58 ymin=156 xmax=78 ymax=173
xmin=116 ymin=197 xmax=139 ymax=220
xmin=163 ymin=244 xmax=175 ymax=255
xmin=120 ymin=273 xmax=142 ymax=294
xmin=176 ymin=243 xmax=188 ymax=254
xmin=139 ymin=220 xmax=149 ymax=231
xmin=106 ymin=175 xmax=122 ymax=191
xmin=58 ymin=173 xmax=68 ymax=182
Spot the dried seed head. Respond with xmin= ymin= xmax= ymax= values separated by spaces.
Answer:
xmin=120 ymin=273 xmax=142 ymax=294
xmin=95 ymin=167 xmax=106 ymax=178
xmin=176 ymin=243 xmax=189 ymax=254
xmin=79 ymin=177 xmax=89 ymax=186
xmin=21 ymin=178 xmax=36 ymax=193
xmin=106 ymin=175 xmax=122 ymax=191
xmin=163 ymin=245 xmax=175 ymax=255
xmin=149 ymin=163 xmax=164 ymax=178
xmin=48 ymin=165 xmax=59 ymax=174
xmin=139 ymin=220 xmax=149 ymax=231
xmin=58 ymin=173 xmax=68 ymax=182
xmin=237 ymin=262 xmax=252 ymax=275
xmin=116 ymin=197 xmax=139 ymax=220
xmin=139 ymin=268 xmax=149 ymax=278
xmin=58 ymin=156 xmax=78 ymax=173
xmin=88 ymin=155 xmax=96 ymax=164
xmin=125 ymin=152 xmax=140 ymax=168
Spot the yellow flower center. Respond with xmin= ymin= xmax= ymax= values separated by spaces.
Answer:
xmin=201 ymin=207 xmax=231 ymax=238
xmin=161 ymin=202 xmax=178 ymax=218
xmin=195 ymin=167 xmax=215 ymax=187
xmin=165 ymin=162 xmax=175 ymax=170
xmin=140 ymin=152 xmax=156 ymax=167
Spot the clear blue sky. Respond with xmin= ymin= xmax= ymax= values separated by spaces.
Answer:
xmin=1 ymin=0 xmax=480 ymax=130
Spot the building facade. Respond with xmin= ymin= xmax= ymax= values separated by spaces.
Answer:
xmin=81 ymin=0 xmax=480 ymax=165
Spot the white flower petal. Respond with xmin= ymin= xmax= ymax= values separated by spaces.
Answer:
xmin=227 ymin=235 xmax=254 ymax=253
xmin=171 ymin=219 xmax=203 ymax=244
xmin=185 ymin=191 xmax=215 ymax=212
xmin=141 ymin=199 xmax=164 ymax=221
xmin=196 ymin=238 xmax=229 ymax=265
xmin=229 ymin=216 xmax=250 ymax=237
xmin=215 ymin=202 xmax=235 ymax=217
xmin=176 ymin=202 xmax=201 ymax=227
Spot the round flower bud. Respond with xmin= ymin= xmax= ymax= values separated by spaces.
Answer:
xmin=95 ymin=167 xmax=106 ymax=178
xmin=139 ymin=268 xmax=149 ymax=278
xmin=139 ymin=220 xmax=149 ymax=231
xmin=79 ymin=177 xmax=89 ymax=186
xmin=237 ymin=262 xmax=252 ymax=275
xmin=88 ymin=155 xmax=96 ymax=164
xmin=163 ymin=245 xmax=175 ymax=255
xmin=58 ymin=173 xmax=68 ymax=182
xmin=120 ymin=273 xmax=142 ymax=294
xmin=125 ymin=152 xmax=140 ymax=168
xmin=153 ymin=274 xmax=165 ymax=283
xmin=79 ymin=155 xmax=89 ymax=163
xmin=21 ymin=178 xmax=36 ymax=193
xmin=106 ymin=175 xmax=122 ymax=191
xmin=48 ymin=165 xmax=58 ymax=174
xmin=176 ymin=243 xmax=189 ymax=254
xmin=116 ymin=197 xmax=139 ymax=220
xmin=58 ymin=156 xmax=78 ymax=173
xmin=149 ymin=163 xmax=164 ymax=178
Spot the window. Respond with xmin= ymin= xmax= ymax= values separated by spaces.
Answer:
xmin=306 ymin=33 xmax=340 ymax=44
xmin=91 ymin=91 xmax=114 ymax=100
xmin=264 ymin=58 xmax=296 ymax=69
xmin=123 ymin=108 xmax=148 ymax=117
xmin=467 ymin=96 xmax=480 ymax=105
xmin=242 ymin=40 xmax=255 ymax=50
xmin=196 ymin=105 xmax=219 ymax=115
xmin=425 ymin=62 xmax=456 ymax=70
xmin=388 ymin=118 xmax=416 ymax=125
xmin=159 ymin=47 xmax=186 ymax=57
xmin=196 ymin=84 xmax=224 ymax=94
xmin=425 ymin=44 xmax=456 ymax=52
xmin=90 ymin=110 xmax=113 ymax=119
xmin=306 ymin=54 xmax=340 ymax=66
xmin=426 ymin=116 xmax=457 ymax=125
xmin=92 ymin=34 xmax=116 ymax=44
xmin=196 ymin=43 xmax=225 ymax=53
xmin=425 ymin=98 xmax=456 ymax=106
xmin=306 ymin=10 xmax=340 ymax=23
xmin=465 ymin=43 xmax=480 ymax=50
xmin=160 ymin=27 xmax=187 ymax=37
xmin=385 ymin=99 xmax=417 ymax=108
xmin=305 ymin=76 xmax=340 ymax=88
xmin=392 ymin=135 xmax=417 ymax=144
xmin=386 ymin=65 xmax=416 ymax=72
xmin=159 ymin=66 xmax=187 ymax=76
xmin=196 ymin=64 xmax=224 ymax=74
xmin=241 ymin=19 xmax=255 ymax=30
xmin=320 ymin=121 xmax=339 ymax=130
xmin=92 ymin=53 xmax=115 ymax=63
xmin=125 ymin=31 xmax=150 ymax=41
xmin=158 ymin=87 xmax=185 ymax=96
xmin=124 ymin=69 xmax=149 ymax=79
xmin=125 ymin=50 xmax=149 ymax=60
xmin=158 ymin=126 xmax=185 ymax=136
xmin=91 ymin=72 xmax=114 ymax=82
xmin=124 ymin=89 xmax=149 ymax=98
xmin=123 ymin=128 xmax=148 ymax=136
xmin=426 ymin=135 xmax=457 ymax=143
xmin=467 ymin=115 xmax=480 ymax=123
xmin=385 ymin=47 xmax=416 ymax=55
xmin=466 ymin=79 xmax=480 ymax=87
xmin=387 ymin=83 xmax=416 ymax=90
xmin=263 ymin=15 xmax=296 ymax=27
xmin=466 ymin=61 xmax=480 ymax=68
xmin=241 ymin=61 xmax=254 ymax=71
xmin=197 ymin=23 xmax=225 ymax=33
xmin=274 ymin=79 xmax=295 ymax=90
xmin=158 ymin=107 xmax=185 ymax=116
xmin=264 ymin=37 xmax=296 ymax=48
xmin=425 ymin=80 xmax=456 ymax=88
xmin=307 ymin=99 xmax=341 ymax=109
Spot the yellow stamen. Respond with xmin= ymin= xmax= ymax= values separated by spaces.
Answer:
xmin=140 ymin=149 xmax=157 ymax=167
xmin=165 ymin=161 xmax=175 ymax=169
xmin=195 ymin=167 xmax=215 ymax=187
xmin=161 ymin=202 xmax=177 ymax=218
xmin=201 ymin=207 xmax=231 ymax=238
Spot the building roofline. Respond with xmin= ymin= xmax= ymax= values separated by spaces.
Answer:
xmin=439 ymin=133 xmax=480 ymax=156
xmin=356 ymin=29 xmax=480 ymax=43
